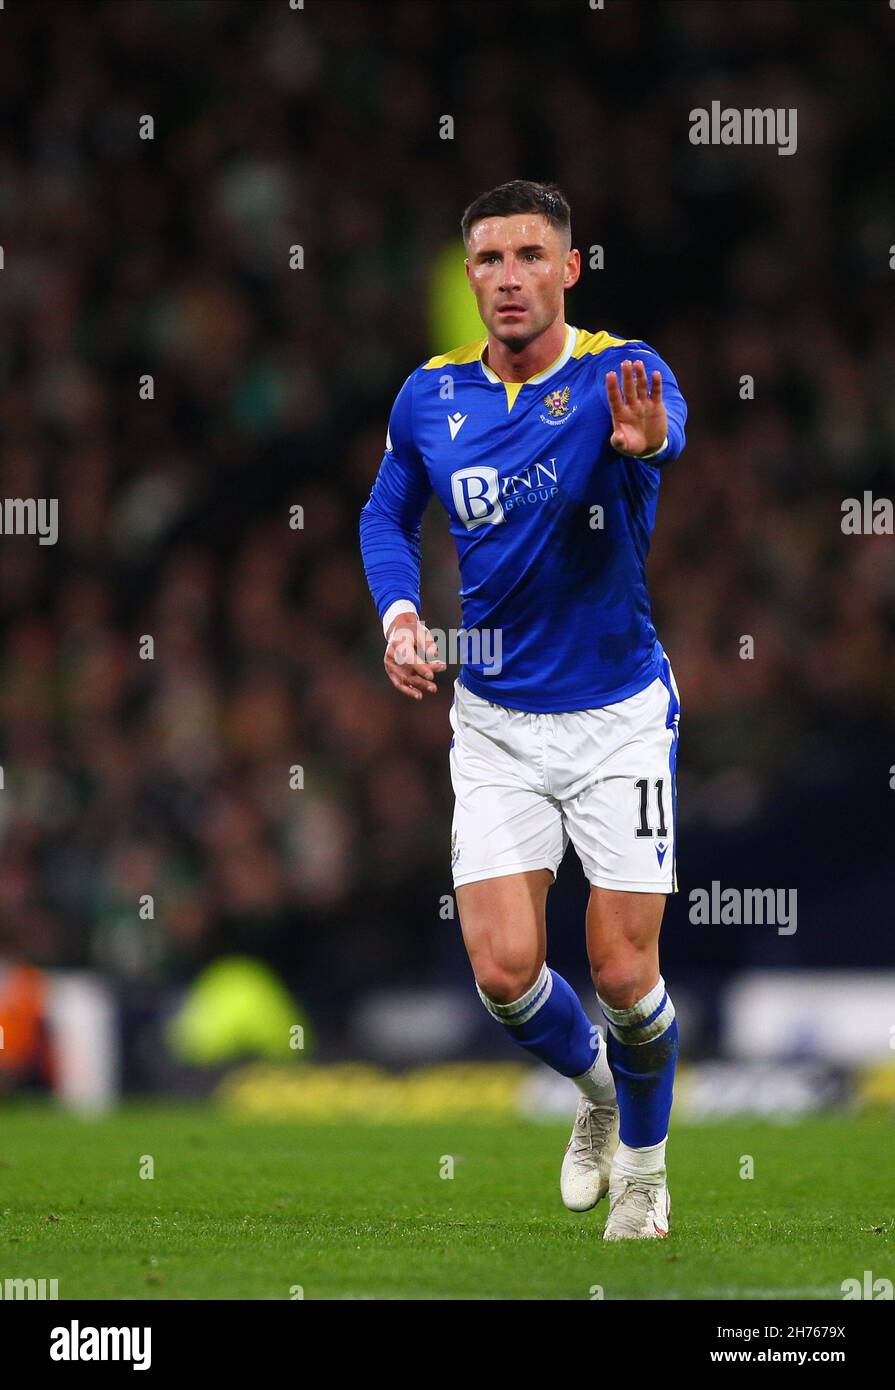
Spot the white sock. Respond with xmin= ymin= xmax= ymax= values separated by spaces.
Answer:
xmin=612 ymin=1137 xmax=667 ymax=1183
xmin=572 ymin=1034 xmax=616 ymax=1105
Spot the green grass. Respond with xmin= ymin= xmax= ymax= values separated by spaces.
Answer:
xmin=0 ymin=1103 xmax=892 ymax=1299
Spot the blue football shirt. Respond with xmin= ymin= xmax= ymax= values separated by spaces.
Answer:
xmin=359 ymin=323 xmax=687 ymax=712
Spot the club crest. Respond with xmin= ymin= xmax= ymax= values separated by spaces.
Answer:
xmin=543 ymin=385 xmax=571 ymax=417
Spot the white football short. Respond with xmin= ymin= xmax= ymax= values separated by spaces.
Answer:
xmin=448 ymin=660 xmax=681 ymax=893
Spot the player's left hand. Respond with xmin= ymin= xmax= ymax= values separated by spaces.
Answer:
xmin=605 ymin=358 xmax=667 ymax=457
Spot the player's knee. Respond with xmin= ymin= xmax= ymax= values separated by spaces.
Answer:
xmin=475 ymin=959 xmax=542 ymax=1006
xmin=590 ymin=958 xmax=654 ymax=1009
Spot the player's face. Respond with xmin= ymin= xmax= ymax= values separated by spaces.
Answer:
xmin=464 ymin=213 xmax=579 ymax=346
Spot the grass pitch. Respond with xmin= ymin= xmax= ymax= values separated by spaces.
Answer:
xmin=1 ymin=1103 xmax=892 ymax=1299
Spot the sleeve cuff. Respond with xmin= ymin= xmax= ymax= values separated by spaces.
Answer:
xmin=635 ymin=435 xmax=669 ymax=461
xmin=382 ymin=599 xmax=419 ymax=638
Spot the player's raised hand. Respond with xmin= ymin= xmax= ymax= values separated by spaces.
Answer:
xmin=605 ymin=358 xmax=667 ymax=457
xmin=384 ymin=612 xmax=446 ymax=700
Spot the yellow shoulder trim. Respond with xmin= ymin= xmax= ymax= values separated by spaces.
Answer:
xmin=570 ymin=329 xmax=635 ymax=359
xmin=422 ymin=339 xmax=487 ymax=369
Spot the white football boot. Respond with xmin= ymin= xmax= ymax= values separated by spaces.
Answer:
xmin=603 ymin=1172 xmax=671 ymax=1240
xmin=560 ymin=1098 xmax=620 ymax=1211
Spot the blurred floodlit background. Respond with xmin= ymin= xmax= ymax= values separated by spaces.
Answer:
xmin=0 ymin=0 xmax=893 ymax=1120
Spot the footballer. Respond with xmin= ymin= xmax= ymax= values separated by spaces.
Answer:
xmin=360 ymin=180 xmax=686 ymax=1239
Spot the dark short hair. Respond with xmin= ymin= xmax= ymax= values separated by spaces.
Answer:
xmin=461 ymin=180 xmax=571 ymax=247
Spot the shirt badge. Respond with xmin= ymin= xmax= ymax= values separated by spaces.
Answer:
xmin=543 ymin=385 xmax=571 ymax=417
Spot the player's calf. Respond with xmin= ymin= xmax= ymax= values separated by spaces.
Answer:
xmin=476 ymin=961 xmax=621 ymax=1210
xmin=595 ymin=974 xmax=678 ymax=1238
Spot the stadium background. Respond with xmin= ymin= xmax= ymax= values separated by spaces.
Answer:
xmin=0 ymin=0 xmax=892 ymax=1120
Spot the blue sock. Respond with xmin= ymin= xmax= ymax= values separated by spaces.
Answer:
xmin=477 ymin=964 xmax=614 ymax=1100
xmin=598 ymin=976 xmax=678 ymax=1148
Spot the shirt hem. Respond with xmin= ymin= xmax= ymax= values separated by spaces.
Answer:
xmin=458 ymin=659 xmax=663 ymax=713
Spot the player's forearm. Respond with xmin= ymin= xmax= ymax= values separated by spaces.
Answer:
xmin=359 ymin=499 xmax=423 ymax=634
xmin=664 ymin=398 xmax=687 ymax=461
xmin=645 ymin=391 xmax=687 ymax=466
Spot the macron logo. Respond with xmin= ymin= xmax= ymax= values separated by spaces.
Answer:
xmin=448 ymin=412 xmax=468 ymax=441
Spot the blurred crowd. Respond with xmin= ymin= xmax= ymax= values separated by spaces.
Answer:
xmin=0 ymin=1 xmax=892 ymax=1005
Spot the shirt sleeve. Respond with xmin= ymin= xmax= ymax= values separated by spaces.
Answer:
xmin=601 ymin=340 xmax=687 ymax=467
xmin=359 ymin=370 xmax=433 ymax=630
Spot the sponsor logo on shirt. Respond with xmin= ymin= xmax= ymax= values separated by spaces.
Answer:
xmin=451 ymin=459 xmax=560 ymax=529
